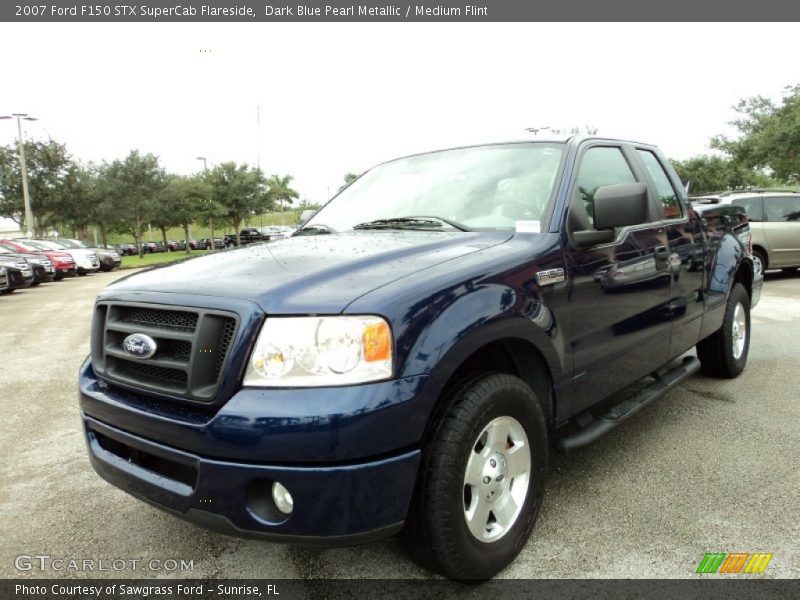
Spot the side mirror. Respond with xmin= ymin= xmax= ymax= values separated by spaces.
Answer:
xmin=573 ymin=182 xmax=649 ymax=248
xmin=593 ymin=182 xmax=649 ymax=229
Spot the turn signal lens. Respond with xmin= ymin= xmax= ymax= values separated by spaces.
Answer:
xmin=363 ymin=321 xmax=391 ymax=362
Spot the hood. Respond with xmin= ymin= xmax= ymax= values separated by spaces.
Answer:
xmin=105 ymin=231 xmax=512 ymax=313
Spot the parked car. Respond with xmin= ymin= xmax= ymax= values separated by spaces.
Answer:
xmin=80 ymin=137 xmax=762 ymax=580
xmin=115 ymin=243 xmax=138 ymax=256
xmin=200 ymin=237 xmax=225 ymax=250
xmin=0 ymin=266 xmax=33 ymax=294
xmin=166 ymin=240 xmax=186 ymax=252
xmin=135 ymin=241 xmax=161 ymax=254
xmin=51 ymin=238 xmax=121 ymax=272
xmin=0 ymin=239 xmax=76 ymax=280
xmin=31 ymin=239 xmax=100 ymax=275
xmin=0 ymin=247 xmax=55 ymax=285
xmin=185 ymin=239 xmax=201 ymax=250
xmin=692 ymin=190 xmax=800 ymax=272
xmin=0 ymin=255 xmax=33 ymax=292
xmin=218 ymin=228 xmax=282 ymax=248
xmin=259 ymin=226 xmax=293 ymax=240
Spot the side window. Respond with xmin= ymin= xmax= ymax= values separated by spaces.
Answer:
xmin=733 ymin=197 xmax=764 ymax=222
xmin=764 ymin=196 xmax=800 ymax=222
xmin=637 ymin=150 xmax=682 ymax=219
xmin=575 ymin=147 xmax=636 ymax=224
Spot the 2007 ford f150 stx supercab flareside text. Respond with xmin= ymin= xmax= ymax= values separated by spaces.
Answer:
xmin=79 ymin=137 xmax=762 ymax=579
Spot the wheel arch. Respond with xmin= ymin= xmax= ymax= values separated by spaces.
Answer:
xmin=419 ymin=322 xmax=562 ymax=449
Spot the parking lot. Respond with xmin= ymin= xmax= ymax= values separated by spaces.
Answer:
xmin=1 ymin=269 xmax=798 ymax=579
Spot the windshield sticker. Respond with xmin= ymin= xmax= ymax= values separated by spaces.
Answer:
xmin=516 ymin=220 xmax=541 ymax=233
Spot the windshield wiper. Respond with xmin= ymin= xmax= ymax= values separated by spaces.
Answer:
xmin=353 ymin=216 xmax=471 ymax=232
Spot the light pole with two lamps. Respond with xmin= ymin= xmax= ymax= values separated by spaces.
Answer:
xmin=1 ymin=113 xmax=38 ymax=237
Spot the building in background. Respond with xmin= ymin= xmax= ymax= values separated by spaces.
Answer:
xmin=0 ymin=217 xmax=23 ymax=238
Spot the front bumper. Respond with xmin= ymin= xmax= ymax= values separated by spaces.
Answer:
xmin=55 ymin=265 xmax=76 ymax=277
xmin=82 ymin=414 xmax=418 ymax=543
xmin=32 ymin=264 xmax=56 ymax=283
xmin=79 ymin=359 xmax=433 ymax=542
xmin=76 ymin=258 xmax=101 ymax=272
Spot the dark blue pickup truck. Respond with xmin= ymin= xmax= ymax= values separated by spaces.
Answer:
xmin=79 ymin=137 xmax=762 ymax=579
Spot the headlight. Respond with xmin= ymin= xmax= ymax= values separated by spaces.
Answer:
xmin=244 ymin=316 xmax=393 ymax=387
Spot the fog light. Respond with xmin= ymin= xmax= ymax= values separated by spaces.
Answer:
xmin=272 ymin=482 xmax=294 ymax=515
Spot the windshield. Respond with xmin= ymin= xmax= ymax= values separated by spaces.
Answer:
xmin=305 ymin=143 xmax=564 ymax=233
xmin=8 ymin=240 xmax=45 ymax=251
xmin=29 ymin=240 xmax=66 ymax=250
xmin=55 ymin=239 xmax=87 ymax=249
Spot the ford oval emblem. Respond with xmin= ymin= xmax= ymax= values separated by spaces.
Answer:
xmin=122 ymin=333 xmax=158 ymax=359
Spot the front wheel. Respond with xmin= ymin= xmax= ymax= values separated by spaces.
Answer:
xmin=696 ymin=282 xmax=750 ymax=378
xmin=399 ymin=373 xmax=548 ymax=580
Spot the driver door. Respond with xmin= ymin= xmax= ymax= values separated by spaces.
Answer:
xmin=561 ymin=144 xmax=673 ymax=419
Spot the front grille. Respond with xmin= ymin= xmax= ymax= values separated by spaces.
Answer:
xmin=8 ymin=270 xmax=23 ymax=284
xmin=92 ymin=302 xmax=239 ymax=403
xmin=119 ymin=306 xmax=198 ymax=331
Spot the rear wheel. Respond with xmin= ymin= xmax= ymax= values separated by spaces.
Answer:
xmin=399 ymin=373 xmax=548 ymax=580
xmin=696 ymin=283 xmax=750 ymax=378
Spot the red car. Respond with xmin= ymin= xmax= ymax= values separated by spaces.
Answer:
xmin=0 ymin=239 xmax=77 ymax=280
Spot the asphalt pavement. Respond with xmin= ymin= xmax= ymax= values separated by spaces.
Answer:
xmin=1 ymin=269 xmax=798 ymax=579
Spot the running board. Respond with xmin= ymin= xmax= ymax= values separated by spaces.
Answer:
xmin=556 ymin=356 xmax=701 ymax=454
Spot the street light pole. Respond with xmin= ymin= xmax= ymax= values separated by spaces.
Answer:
xmin=1 ymin=113 xmax=38 ymax=237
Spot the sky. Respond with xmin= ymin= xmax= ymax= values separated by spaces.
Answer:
xmin=0 ymin=22 xmax=797 ymax=204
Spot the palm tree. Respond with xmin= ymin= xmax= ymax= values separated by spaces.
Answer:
xmin=268 ymin=174 xmax=299 ymax=224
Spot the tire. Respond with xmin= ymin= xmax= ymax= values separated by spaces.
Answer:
xmin=696 ymin=282 xmax=750 ymax=378
xmin=31 ymin=282 xmax=40 ymax=287
xmin=753 ymin=248 xmax=767 ymax=271
xmin=399 ymin=373 xmax=548 ymax=580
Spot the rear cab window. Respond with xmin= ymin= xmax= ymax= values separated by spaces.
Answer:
xmin=637 ymin=149 xmax=683 ymax=219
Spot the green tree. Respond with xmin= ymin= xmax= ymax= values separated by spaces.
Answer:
xmin=267 ymin=174 xmax=299 ymax=223
xmin=155 ymin=175 xmax=210 ymax=254
xmin=198 ymin=198 xmax=228 ymax=252
xmin=205 ymin=162 xmax=270 ymax=246
xmin=50 ymin=164 xmax=96 ymax=237
xmin=338 ymin=172 xmax=359 ymax=192
xmin=670 ymin=155 xmax=777 ymax=195
xmin=0 ymin=138 xmax=77 ymax=236
xmin=103 ymin=151 xmax=166 ymax=257
xmin=712 ymin=84 xmax=800 ymax=184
